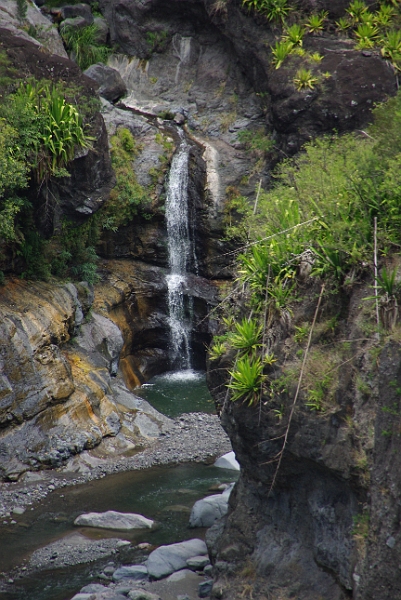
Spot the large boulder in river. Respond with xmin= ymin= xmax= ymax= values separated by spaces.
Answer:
xmin=146 ymin=538 xmax=208 ymax=580
xmin=213 ymin=451 xmax=240 ymax=471
xmin=189 ymin=483 xmax=235 ymax=528
xmin=74 ymin=510 xmax=154 ymax=530
xmin=84 ymin=63 xmax=127 ymax=103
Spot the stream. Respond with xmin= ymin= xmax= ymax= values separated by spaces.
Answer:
xmin=0 ymin=373 xmax=236 ymax=600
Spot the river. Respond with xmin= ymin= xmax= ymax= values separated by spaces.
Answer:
xmin=0 ymin=373 xmax=236 ymax=600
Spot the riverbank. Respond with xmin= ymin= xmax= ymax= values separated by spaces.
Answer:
xmin=0 ymin=412 xmax=231 ymax=522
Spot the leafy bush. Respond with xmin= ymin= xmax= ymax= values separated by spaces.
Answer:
xmin=230 ymin=318 xmax=263 ymax=355
xmin=228 ymin=355 xmax=265 ymax=405
xmin=0 ymin=79 xmax=96 ymax=280
xmin=216 ymin=90 xmax=401 ymax=408
xmin=271 ymin=40 xmax=294 ymax=69
xmin=293 ymin=68 xmax=319 ymax=90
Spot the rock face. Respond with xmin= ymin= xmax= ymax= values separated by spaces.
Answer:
xmin=93 ymin=260 xmax=220 ymax=385
xmin=207 ymin=274 xmax=401 ymax=599
xmin=0 ymin=278 xmax=170 ymax=481
xmin=100 ymin=0 xmax=396 ymax=157
xmin=0 ymin=0 xmax=67 ymax=57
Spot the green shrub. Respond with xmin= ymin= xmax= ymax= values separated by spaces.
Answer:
xmin=96 ymin=127 xmax=150 ymax=230
xmin=228 ymin=355 xmax=265 ymax=405
xmin=293 ymin=68 xmax=319 ymax=90
xmin=230 ymin=318 xmax=263 ymax=355
xmin=61 ymin=24 xmax=111 ymax=70
xmin=271 ymin=39 xmax=294 ymax=69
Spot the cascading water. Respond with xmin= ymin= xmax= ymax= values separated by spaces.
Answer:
xmin=165 ymin=129 xmax=195 ymax=370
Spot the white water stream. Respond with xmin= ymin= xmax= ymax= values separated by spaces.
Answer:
xmin=165 ymin=130 xmax=195 ymax=370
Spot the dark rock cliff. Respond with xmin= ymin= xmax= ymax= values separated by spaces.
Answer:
xmin=206 ymin=271 xmax=401 ymax=599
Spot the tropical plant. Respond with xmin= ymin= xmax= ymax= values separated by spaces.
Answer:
xmin=61 ymin=24 xmax=111 ymax=70
xmin=305 ymin=11 xmax=328 ymax=34
xmin=239 ymin=244 xmax=271 ymax=296
xmin=230 ymin=318 xmax=263 ymax=354
xmin=293 ymin=68 xmax=319 ymax=90
xmin=309 ymin=52 xmax=324 ymax=63
xmin=268 ymin=277 xmax=295 ymax=311
xmin=354 ymin=23 xmax=379 ymax=49
xmin=346 ymin=0 xmax=368 ymax=23
xmin=238 ymin=129 xmax=275 ymax=154
xmin=306 ymin=375 xmax=331 ymax=410
xmin=374 ymin=4 xmax=395 ymax=28
xmin=359 ymin=11 xmax=376 ymax=25
xmin=265 ymin=0 xmax=291 ymax=22
xmin=294 ymin=323 xmax=309 ymax=344
xmin=228 ymin=355 xmax=265 ymax=405
xmin=377 ymin=267 xmax=399 ymax=296
xmin=284 ymin=23 xmax=305 ymax=47
xmin=209 ymin=340 xmax=227 ymax=361
xmin=271 ymin=40 xmax=294 ymax=69
xmin=381 ymin=29 xmax=401 ymax=68
xmin=312 ymin=246 xmax=347 ymax=281
xmin=336 ymin=16 xmax=351 ymax=31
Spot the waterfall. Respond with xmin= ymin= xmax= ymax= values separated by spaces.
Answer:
xmin=166 ymin=130 xmax=195 ymax=370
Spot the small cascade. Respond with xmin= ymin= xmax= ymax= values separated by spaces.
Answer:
xmin=165 ymin=129 xmax=195 ymax=370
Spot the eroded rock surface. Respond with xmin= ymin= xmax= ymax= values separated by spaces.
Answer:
xmin=0 ymin=278 xmax=171 ymax=481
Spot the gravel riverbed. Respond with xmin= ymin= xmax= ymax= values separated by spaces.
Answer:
xmin=0 ymin=412 xmax=231 ymax=521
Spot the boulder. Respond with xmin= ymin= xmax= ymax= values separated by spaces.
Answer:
xmin=60 ymin=16 xmax=91 ymax=32
xmin=189 ymin=494 xmax=229 ymax=529
xmin=93 ymin=16 xmax=109 ymax=45
xmin=112 ymin=565 xmax=149 ymax=582
xmin=199 ymin=580 xmax=214 ymax=598
xmin=74 ymin=511 xmax=154 ymax=530
xmin=60 ymin=3 xmax=94 ymax=25
xmin=213 ymin=451 xmax=240 ymax=471
xmin=146 ymin=539 xmax=208 ymax=580
xmin=80 ymin=584 xmax=109 ymax=593
xmin=165 ymin=569 xmax=194 ymax=582
xmin=84 ymin=64 xmax=127 ymax=103
xmin=186 ymin=555 xmax=210 ymax=570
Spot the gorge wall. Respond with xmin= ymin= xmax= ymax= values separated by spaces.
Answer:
xmin=0 ymin=0 xmax=400 ymax=598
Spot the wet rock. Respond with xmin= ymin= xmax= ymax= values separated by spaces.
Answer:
xmin=189 ymin=484 xmax=234 ymax=528
xmin=59 ymin=16 xmax=91 ymax=32
xmin=84 ymin=64 xmax=127 ymax=103
xmin=198 ymin=579 xmax=213 ymax=598
xmin=146 ymin=538 xmax=208 ymax=580
xmin=80 ymin=583 xmax=109 ymax=594
xmin=186 ymin=555 xmax=210 ymax=570
xmin=74 ymin=511 xmax=154 ymax=530
xmin=165 ymin=569 xmax=194 ymax=582
xmin=112 ymin=565 xmax=149 ymax=581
